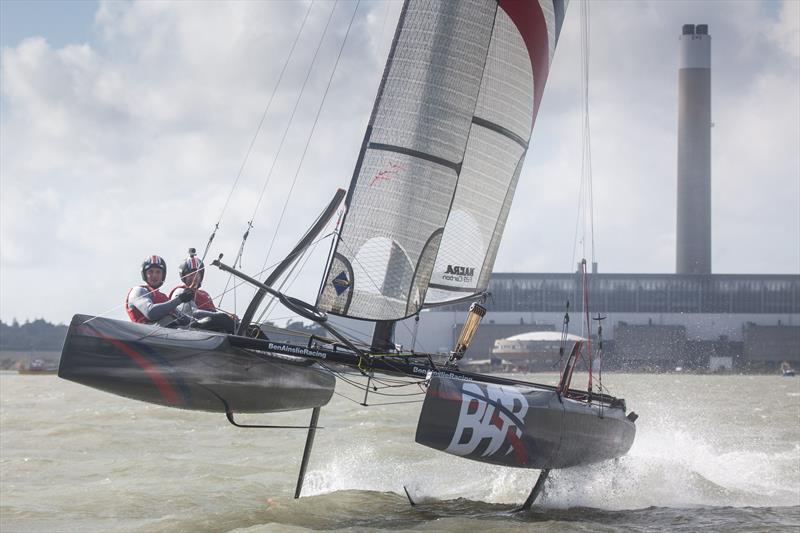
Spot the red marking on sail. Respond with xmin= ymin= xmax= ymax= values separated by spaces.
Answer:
xmin=368 ymin=162 xmax=405 ymax=187
xmin=85 ymin=325 xmax=179 ymax=405
xmin=498 ymin=0 xmax=550 ymax=128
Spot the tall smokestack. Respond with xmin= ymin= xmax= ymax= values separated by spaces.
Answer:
xmin=676 ymin=23 xmax=712 ymax=274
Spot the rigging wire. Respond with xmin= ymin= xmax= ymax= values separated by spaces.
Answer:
xmin=581 ymin=0 xmax=597 ymax=264
xmin=202 ymin=231 xmax=338 ymax=324
xmin=218 ymin=0 xmax=338 ymax=310
xmin=570 ymin=0 xmax=594 ymax=277
xmin=563 ymin=0 xmax=601 ymax=396
xmin=573 ymin=0 xmax=604 ymax=395
xmin=257 ymin=0 xmax=362 ymax=284
xmin=85 ymin=4 xmax=411 ymax=351
xmin=199 ymin=1 xmax=316 ymax=266
xmin=210 ymin=1 xmax=427 ymax=353
xmin=255 ymin=223 xmax=326 ymax=324
xmin=319 ymin=361 xmax=427 ymax=396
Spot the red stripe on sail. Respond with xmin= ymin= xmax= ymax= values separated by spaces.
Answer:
xmin=498 ymin=0 xmax=550 ymax=128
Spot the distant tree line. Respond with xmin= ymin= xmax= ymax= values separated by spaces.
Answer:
xmin=0 ymin=319 xmax=69 ymax=351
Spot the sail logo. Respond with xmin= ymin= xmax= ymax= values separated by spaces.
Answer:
xmin=442 ymin=264 xmax=475 ymax=283
xmin=266 ymin=342 xmax=328 ymax=360
xmin=332 ymin=271 xmax=351 ymax=295
xmin=445 ymin=383 xmax=528 ymax=462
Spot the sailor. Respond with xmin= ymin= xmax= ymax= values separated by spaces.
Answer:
xmin=170 ymin=248 xmax=237 ymax=334
xmin=126 ymin=255 xmax=193 ymax=326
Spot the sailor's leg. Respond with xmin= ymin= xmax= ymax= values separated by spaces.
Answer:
xmin=193 ymin=310 xmax=236 ymax=334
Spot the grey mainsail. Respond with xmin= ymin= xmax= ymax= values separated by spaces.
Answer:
xmin=317 ymin=0 xmax=567 ymax=320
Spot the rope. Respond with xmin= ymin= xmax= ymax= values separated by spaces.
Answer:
xmin=581 ymin=259 xmax=593 ymax=392
xmin=199 ymin=1 xmax=316 ymax=266
xmin=564 ymin=1 xmax=606 ymax=399
xmin=254 ymin=224 xmax=327 ymax=324
xmin=257 ymin=0 xmax=362 ymax=278
xmin=218 ymin=0 xmax=334 ymax=308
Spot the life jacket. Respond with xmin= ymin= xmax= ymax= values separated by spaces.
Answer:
xmin=169 ymin=285 xmax=216 ymax=311
xmin=126 ymin=285 xmax=169 ymax=323
xmin=195 ymin=289 xmax=216 ymax=311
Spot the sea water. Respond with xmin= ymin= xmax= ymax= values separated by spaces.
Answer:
xmin=1 ymin=371 xmax=798 ymax=532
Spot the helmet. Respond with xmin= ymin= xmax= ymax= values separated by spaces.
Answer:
xmin=141 ymin=255 xmax=167 ymax=286
xmin=179 ymin=248 xmax=204 ymax=284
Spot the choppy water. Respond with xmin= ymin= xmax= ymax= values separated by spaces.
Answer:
xmin=1 ymin=371 xmax=798 ymax=532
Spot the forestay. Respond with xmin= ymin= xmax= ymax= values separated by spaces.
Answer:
xmin=317 ymin=0 xmax=567 ymax=321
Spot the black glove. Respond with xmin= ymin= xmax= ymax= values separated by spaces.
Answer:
xmin=178 ymin=289 xmax=195 ymax=303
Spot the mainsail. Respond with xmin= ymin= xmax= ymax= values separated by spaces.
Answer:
xmin=317 ymin=0 xmax=567 ymax=320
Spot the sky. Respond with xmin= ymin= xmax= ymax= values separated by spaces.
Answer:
xmin=1 ymin=0 xmax=798 ymax=326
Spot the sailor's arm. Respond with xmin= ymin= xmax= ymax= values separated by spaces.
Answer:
xmin=170 ymin=287 xmax=196 ymax=316
xmin=128 ymin=286 xmax=185 ymax=322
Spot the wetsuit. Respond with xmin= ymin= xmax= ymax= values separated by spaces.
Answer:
xmin=170 ymin=285 xmax=216 ymax=313
xmin=170 ymin=285 xmax=236 ymax=334
xmin=126 ymin=285 xmax=189 ymax=326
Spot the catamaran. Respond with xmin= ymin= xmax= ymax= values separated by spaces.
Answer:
xmin=59 ymin=0 xmax=636 ymax=509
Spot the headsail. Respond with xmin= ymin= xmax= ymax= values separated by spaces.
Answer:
xmin=317 ymin=0 xmax=567 ymax=320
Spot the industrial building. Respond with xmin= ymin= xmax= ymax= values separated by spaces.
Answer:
xmin=409 ymin=271 xmax=800 ymax=372
xmin=491 ymin=331 xmax=584 ymax=372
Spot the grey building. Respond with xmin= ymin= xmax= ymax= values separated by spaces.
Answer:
xmin=677 ymin=23 xmax=712 ymax=275
xmin=336 ymin=272 xmax=800 ymax=372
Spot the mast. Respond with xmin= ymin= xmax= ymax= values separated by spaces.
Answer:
xmin=238 ymin=188 xmax=345 ymax=334
xmin=370 ymin=320 xmax=396 ymax=352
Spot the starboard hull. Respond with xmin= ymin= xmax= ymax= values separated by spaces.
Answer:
xmin=415 ymin=376 xmax=636 ymax=469
xmin=58 ymin=315 xmax=335 ymax=413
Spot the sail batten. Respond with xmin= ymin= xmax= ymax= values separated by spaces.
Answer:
xmin=317 ymin=0 xmax=566 ymax=321
xmin=472 ymin=116 xmax=529 ymax=149
xmin=367 ymin=143 xmax=462 ymax=172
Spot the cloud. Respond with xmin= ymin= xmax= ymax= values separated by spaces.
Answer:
xmin=498 ymin=0 xmax=799 ymax=275
xmin=0 ymin=1 xmax=393 ymax=323
xmin=771 ymin=0 xmax=800 ymax=60
xmin=0 ymin=0 xmax=797 ymax=324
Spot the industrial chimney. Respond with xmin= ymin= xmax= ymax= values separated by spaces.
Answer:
xmin=676 ymin=24 xmax=711 ymax=275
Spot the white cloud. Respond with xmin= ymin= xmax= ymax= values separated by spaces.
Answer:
xmin=0 ymin=0 xmax=797 ymax=324
xmin=498 ymin=0 xmax=799 ymax=275
xmin=1 ymin=1 xmax=391 ymax=323
xmin=772 ymin=0 xmax=800 ymax=60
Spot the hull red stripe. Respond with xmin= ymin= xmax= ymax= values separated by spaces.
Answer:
xmin=81 ymin=324 xmax=179 ymax=405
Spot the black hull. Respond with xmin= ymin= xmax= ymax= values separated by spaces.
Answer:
xmin=415 ymin=376 xmax=636 ymax=469
xmin=58 ymin=315 xmax=335 ymax=413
